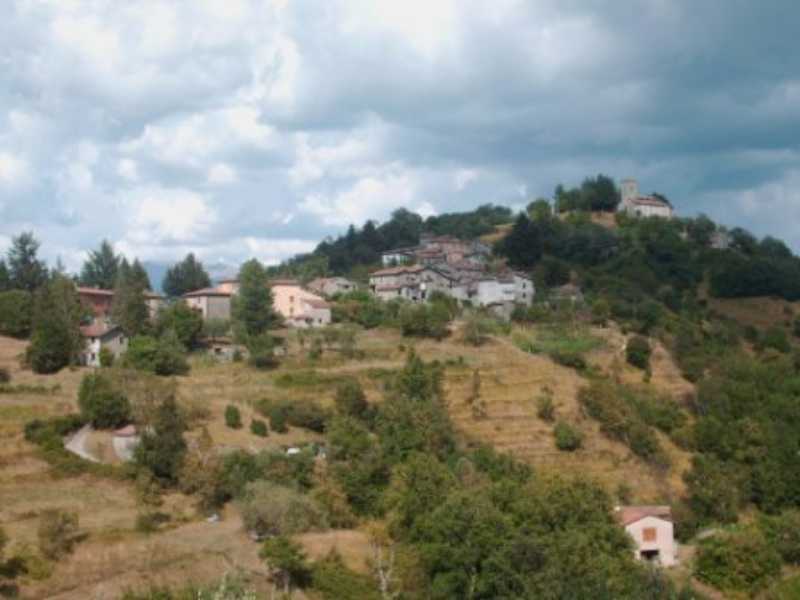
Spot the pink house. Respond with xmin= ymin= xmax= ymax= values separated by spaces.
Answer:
xmin=269 ymin=279 xmax=331 ymax=328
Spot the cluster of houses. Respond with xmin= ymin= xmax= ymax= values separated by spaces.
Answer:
xmin=369 ymin=234 xmax=534 ymax=318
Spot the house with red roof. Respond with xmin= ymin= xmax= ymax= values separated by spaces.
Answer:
xmin=79 ymin=322 xmax=128 ymax=367
xmin=619 ymin=179 xmax=674 ymax=219
xmin=615 ymin=505 xmax=678 ymax=567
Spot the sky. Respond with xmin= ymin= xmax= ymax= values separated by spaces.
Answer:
xmin=1 ymin=0 xmax=799 ymax=279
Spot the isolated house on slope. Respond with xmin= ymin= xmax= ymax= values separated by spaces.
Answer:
xmin=619 ymin=179 xmax=674 ymax=219
xmin=615 ymin=505 xmax=677 ymax=567
xmin=77 ymin=287 xmax=115 ymax=319
xmin=80 ymin=322 xmax=128 ymax=367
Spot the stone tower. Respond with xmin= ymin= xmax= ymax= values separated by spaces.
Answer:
xmin=620 ymin=178 xmax=639 ymax=205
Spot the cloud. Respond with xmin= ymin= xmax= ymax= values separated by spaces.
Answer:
xmin=1 ymin=0 xmax=799 ymax=271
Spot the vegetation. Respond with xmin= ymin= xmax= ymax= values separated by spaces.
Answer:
xmin=0 ymin=290 xmax=33 ymax=338
xmin=134 ymin=396 xmax=187 ymax=484
xmin=224 ymin=404 xmax=242 ymax=429
xmin=80 ymin=239 xmax=121 ymax=290
xmin=695 ymin=527 xmax=781 ymax=593
xmin=162 ymin=253 xmax=211 ymax=298
xmin=26 ymin=275 xmax=83 ymax=373
xmin=37 ymin=509 xmax=81 ymax=561
xmin=233 ymin=259 xmax=278 ymax=337
xmin=250 ymin=418 xmax=268 ymax=437
xmin=155 ymin=301 xmax=204 ymax=350
xmin=554 ymin=420 xmax=583 ymax=451
xmin=626 ymin=335 xmax=652 ymax=369
xmin=122 ymin=333 xmax=189 ymax=376
xmin=77 ymin=372 xmax=131 ymax=428
xmin=6 ymin=232 xmax=47 ymax=292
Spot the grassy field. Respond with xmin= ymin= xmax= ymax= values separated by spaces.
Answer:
xmin=0 ymin=320 xmax=699 ymax=598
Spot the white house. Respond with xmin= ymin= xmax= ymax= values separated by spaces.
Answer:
xmin=615 ymin=506 xmax=678 ymax=567
xmin=619 ymin=179 xmax=673 ymax=219
xmin=80 ymin=323 xmax=128 ymax=367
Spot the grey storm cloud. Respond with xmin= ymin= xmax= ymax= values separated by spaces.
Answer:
xmin=0 ymin=0 xmax=799 ymax=276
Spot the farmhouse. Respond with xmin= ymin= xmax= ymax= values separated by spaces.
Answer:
xmin=270 ymin=279 xmax=332 ymax=328
xmin=183 ymin=287 xmax=233 ymax=321
xmin=615 ymin=505 xmax=678 ymax=567
xmin=619 ymin=179 xmax=673 ymax=219
xmin=307 ymin=276 xmax=356 ymax=297
xmin=77 ymin=287 xmax=115 ymax=319
xmin=79 ymin=322 xmax=128 ymax=367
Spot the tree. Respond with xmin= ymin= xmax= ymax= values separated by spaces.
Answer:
xmin=156 ymin=301 xmax=203 ymax=349
xmin=497 ymin=213 xmax=542 ymax=268
xmin=26 ymin=275 xmax=83 ymax=373
xmin=0 ymin=260 xmax=9 ymax=292
xmin=0 ymin=290 xmax=33 ymax=338
xmin=78 ymin=372 xmax=131 ymax=428
xmin=686 ymin=214 xmax=716 ymax=247
xmin=626 ymin=336 xmax=652 ymax=370
xmin=260 ymin=535 xmax=312 ymax=596
xmin=135 ymin=395 xmax=187 ymax=483
xmin=129 ymin=259 xmax=152 ymax=291
xmin=233 ymin=259 xmax=277 ymax=337
xmin=335 ymin=379 xmax=369 ymax=420
xmin=695 ymin=527 xmax=781 ymax=593
xmin=7 ymin=232 xmax=47 ymax=292
xmin=162 ymin=253 xmax=211 ymax=297
xmin=240 ymin=481 xmax=326 ymax=538
xmin=79 ymin=240 xmax=120 ymax=289
xmin=112 ymin=268 xmax=149 ymax=337
xmin=122 ymin=333 xmax=189 ymax=376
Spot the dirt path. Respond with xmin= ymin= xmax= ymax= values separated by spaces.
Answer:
xmin=64 ymin=425 xmax=99 ymax=463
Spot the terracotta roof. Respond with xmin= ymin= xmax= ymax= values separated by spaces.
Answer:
xmin=304 ymin=298 xmax=330 ymax=309
xmin=80 ymin=323 xmax=122 ymax=338
xmin=183 ymin=287 xmax=232 ymax=298
xmin=630 ymin=196 xmax=670 ymax=208
xmin=77 ymin=287 xmax=114 ymax=296
xmin=269 ymin=279 xmax=301 ymax=286
xmin=615 ymin=506 xmax=672 ymax=526
xmin=113 ymin=424 xmax=137 ymax=437
xmin=371 ymin=265 xmax=424 ymax=277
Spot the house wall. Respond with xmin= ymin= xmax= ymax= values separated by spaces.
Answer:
xmin=82 ymin=332 xmax=128 ymax=367
xmin=79 ymin=294 xmax=113 ymax=318
xmin=206 ymin=296 xmax=232 ymax=320
xmin=185 ymin=296 xmax=207 ymax=317
xmin=625 ymin=516 xmax=677 ymax=567
xmin=514 ymin=275 xmax=535 ymax=306
xmin=272 ymin=284 xmax=327 ymax=322
xmin=145 ymin=297 xmax=165 ymax=320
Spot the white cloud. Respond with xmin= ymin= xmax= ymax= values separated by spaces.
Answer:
xmin=299 ymin=171 xmax=419 ymax=226
xmin=454 ymin=168 xmax=479 ymax=190
xmin=0 ymin=153 xmax=29 ymax=186
xmin=117 ymin=158 xmax=139 ymax=181
xmin=121 ymin=187 xmax=218 ymax=244
xmin=207 ymin=163 xmax=238 ymax=185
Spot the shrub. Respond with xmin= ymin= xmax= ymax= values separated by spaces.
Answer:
xmin=238 ymin=480 xmax=326 ymax=537
xmin=761 ymin=326 xmax=791 ymax=353
xmin=0 ymin=290 xmax=33 ymax=338
xmin=695 ymin=527 xmax=781 ymax=593
xmin=258 ymin=398 xmax=329 ymax=433
xmin=311 ymin=551 xmax=381 ymax=600
xmin=550 ymin=349 xmax=587 ymax=370
xmin=554 ymin=421 xmax=583 ymax=451
xmin=626 ymin=336 xmax=652 ymax=370
xmin=37 ymin=509 xmax=81 ymax=560
xmin=250 ymin=419 xmax=268 ymax=437
xmin=334 ymin=379 xmax=369 ymax=420
xmin=247 ymin=333 xmax=280 ymax=370
xmin=225 ymin=405 xmax=243 ymax=429
xmin=759 ymin=510 xmax=800 ymax=565
xmin=0 ymin=367 xmax=10 ymax=384
xmin=156 ymin=301 xmax=203 ymax=349
xmin=98 ymin=346 xmax=115 ymax=368
xmin=462 ymin=315 xmax=489 ymax=346
xmin=135 ymin=511 xmax=170 ymax=534
xmin=268 ymin=404 xmax=289 ymax=433
xmin=123 ymin=334 xmax=189 ymax=376
xmin=536 ymin=389 xmax=555 ymax=422
xmin=77 ymin=372 xmax=131 ymax=429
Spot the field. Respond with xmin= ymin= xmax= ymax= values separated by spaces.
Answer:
xmin=0 ymin=320 xmax=697 ymax=598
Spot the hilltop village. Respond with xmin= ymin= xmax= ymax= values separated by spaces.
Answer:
xmin=4 ymin=175 xmax=800 ymax=598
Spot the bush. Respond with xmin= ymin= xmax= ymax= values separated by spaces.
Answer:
xmin=225 ymin=405 xmax=242 ymax=429
xmin=246 ymin=333 xmax=280 ymax=370
xmin=77 ymin=372 xmax=131 ymax=429
xmin=536 ymin=389 xmax=555 ymax=422
xmin=98 ymin=346 xmax=115 ymax=368
xmin=695 ymin=527 xmax=781 ymax=593
xmin=238 ymin=480 xmax=326 ymax=537
xmin=258 ymin=398 xmax=329 ymax=433
xmin=0 ymin=290 xmax=33 ymax=338
xmin=626 ymin=336 xmax=652 ymax=370
xmin=37 ymin=509 xmax=81 ymax=560
xmin=268 ymin=404 xmax=289 ymax=433
xmin=155 ymin=301 xmax=203 ymax=349
xmin=250 ymin=419 xmax=268 ymax=437
xmin=311 ymin=551 xmax=381 ymax=600
xmin=334 ymin=379 xmax=369 ymax=420
xmin=761 ymin=326 xmax=791 ymax=353
xmin=399 ymin=303 xmax=450 ymax=340
xmin=135 ymin=511 xmax=170 ymax=534
xmin=550 ymin=349 xmax=587 ymax=370
xmin=554 ymin=421 xmax=583 ymax=451
xmin=759 ymin=510 xmax=800 ymax=565
xmin=122 ymin=334 xmax=189 ymax=376
xmin=0 ymin=367 xmax=9 ymax=384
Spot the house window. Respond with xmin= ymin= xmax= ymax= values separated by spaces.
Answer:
xmin=90 ymin=353 xmax=96 ymax=362
xmin=642 ymin=528 xmax=657 ymax=542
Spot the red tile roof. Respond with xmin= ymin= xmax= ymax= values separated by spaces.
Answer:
xmin=615 ymin=506 xmax=672 ymax=526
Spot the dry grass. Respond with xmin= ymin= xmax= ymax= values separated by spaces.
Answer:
xmin=708 ymin=296 xmax=797 ymax=330
xmin=0 ymin=323 xmax=696 ymax=597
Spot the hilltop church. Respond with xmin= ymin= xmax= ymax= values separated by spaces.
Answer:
xmin=618 ymin=179 xmax=674 ymax=219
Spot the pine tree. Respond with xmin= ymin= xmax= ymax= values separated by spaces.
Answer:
xmin=134 ymin=395 xmax=187 ymax=483
xmin=26 ymin=275 xmax=83 ymax=373
xmin=130 ymin=259 xmax=152 ymax=291
xmin=162 ymin=253 xmax=211 ymax=297
xmin=0 ymin=260 xmax=8 ymax=292
xmin=79 ymin=240 xmax=120 ymax=289
xmin=232 ymin=259 xmax=277 ymax=337
xmin=7 ymin=232 xmax=48 ymax=292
